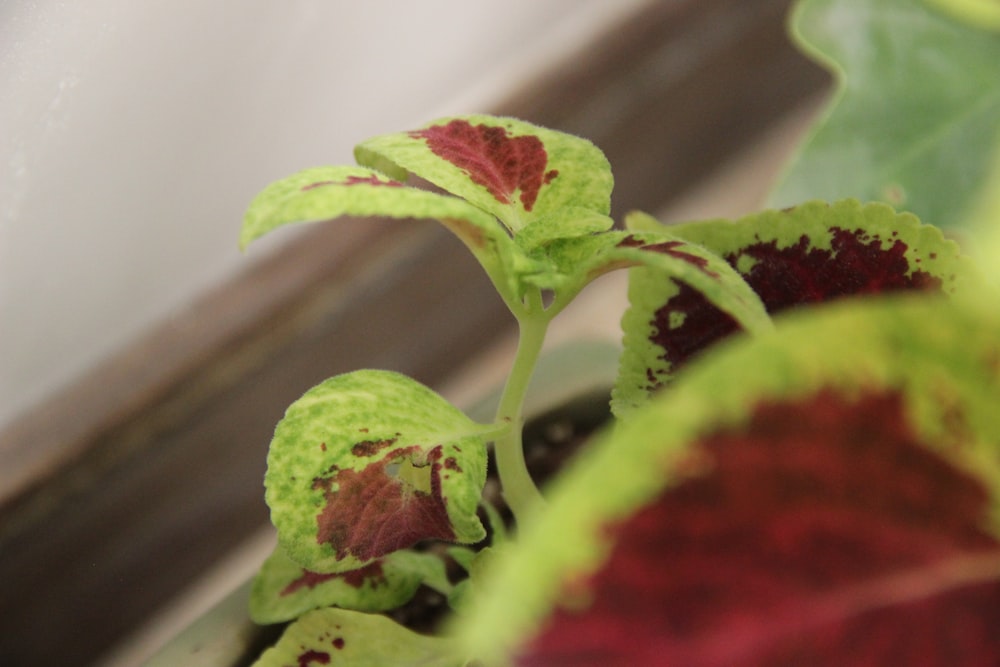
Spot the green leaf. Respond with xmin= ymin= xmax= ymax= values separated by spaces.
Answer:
xmin=265 ymin=370 xmax=491 ymax=574
xmin=249 ymin=546 xmax=451 ymax=624
xmin=240 ymin=165 xmax=534 ymax=307
xmin=770 ymin=0 xmax=1000 ymax=234
xmin=355 ymin=115 xmax=613 ymax=233
xmin=452 ymin=294 xmax=1000 ymax=664
xmin=252 ymin=607 xmax=465 ymax=667
xmin=242 ymin=166 xmax=488 ymax=248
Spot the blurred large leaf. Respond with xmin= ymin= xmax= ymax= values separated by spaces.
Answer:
xmin=770 ymin=0 xmax=1000 ymax=235
xmin=453 ymin=295 xmax=1000 ymax=664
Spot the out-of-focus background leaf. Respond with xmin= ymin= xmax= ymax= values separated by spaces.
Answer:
xmin=770 ymin=0 xmax=1000 ymax=252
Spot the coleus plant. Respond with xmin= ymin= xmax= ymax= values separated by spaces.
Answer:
xmin=238 ymin=2 xmax=1000 ymax=665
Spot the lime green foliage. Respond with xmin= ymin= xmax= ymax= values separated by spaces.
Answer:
xmin=452 ymin=295 xmax=1000 ymax=663
xmin=926 ymin=0 xmax=1000 ymax=31
xmin=251 ymin=607 xmax=464 ymax=667
xmin=241 ymin=165 xmax=492 ymax=249
xmin=770 ymin=0 xmax=1000 ymax=235
xmin=264 ymin=370 xmax=492 ymax=574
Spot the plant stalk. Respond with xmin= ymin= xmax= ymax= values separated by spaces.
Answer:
xmin=493 ymin=291 xmax=549 ymax=523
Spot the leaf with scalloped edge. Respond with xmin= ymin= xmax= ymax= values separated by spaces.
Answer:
xmin=453 ymin=295 xmax=1000 ymax=665
xmin=355 ymin=115 xmax=613 ymax=233
xmin=265 ymin=370 xmax=491 ymax=575
xmin=252 ymin=607 xmax=464 ymax=667
xmin=614 ymin=200 xmax=974 ymax=416
xmin=249 ymin=545 xmax=451 ymax=624
xmin=770 ymin=0 xmax=1000 ymax=234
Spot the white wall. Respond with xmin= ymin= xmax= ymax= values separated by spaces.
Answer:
xmin=0 ymin=0 xmax=649 ymax=429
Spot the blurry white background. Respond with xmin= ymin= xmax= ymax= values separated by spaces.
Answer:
xmin=0 ymin=0 xmax=651 ymax=430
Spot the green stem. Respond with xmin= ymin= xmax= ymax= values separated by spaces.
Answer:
xmin=493 ymin=290 xmax=549 ymax=523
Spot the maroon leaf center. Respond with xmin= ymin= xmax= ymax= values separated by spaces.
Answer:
xmin=732 ymin=228 xmax=941 ymax=312
xmin=312 ymin=446 xmax=455 ymax=561
xmin=648 ymin=227 xmax=943 ymax=380
xmin=411 ymin=119 xmax=558 ymax=211
xmin=523 ymin=389 xmax=1000 ymax=666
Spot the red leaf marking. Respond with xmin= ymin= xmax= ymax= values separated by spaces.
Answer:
xmin=351 ymin=437 xmax=398 ymax=457
xmin=647 ymin=228 xmax=944 ymax=382
xmin=280 ymin=560 xmax=387 ymax=596
xmin=333 ymin=637 xmax=345 ymax=650
xmin=522 ymin=390 xmax=1000 ymax=666
xmin=297 ymin=649 xmax=330 ymax=666
xmin=312 ymin=446 xmax=455 ymax=561
xmin=411 ymin=119 xmax=557 ymax=211
xmin=731 ymin=228 xmax=941 ymax=311
xmin=342 ymin=174 xmax=404 ymax=187
xmin=300 ymin=175 xmax=403 ymax=191
xmin=619 ymin=236 xmax=719 ymax=277
xmin=649 ymin=282 xmax=741 ymax=376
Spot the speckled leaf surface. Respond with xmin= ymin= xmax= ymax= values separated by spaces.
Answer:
xmin=252 ymin=607 xmax=463 ymax=667
xmin=770 ymin=0 xmax=1000 ymax=233
xmin=355 ymin=115 xmax=613 ymax=233
xmin=454 ymin=295 xmax=1000 ymax=665
xmin=265 ymin=370 xmax=490 ymax=574
xmin=249 ymin=546 xmax=450 ymax=624
xmin=614 ymin=201 xmax=973 ymax=415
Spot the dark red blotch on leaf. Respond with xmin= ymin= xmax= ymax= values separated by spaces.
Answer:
xmin=649 ymin=227 xmax=943 ymax=380
xmin=619 ymin=236 xmax=720 ymax=278
xmin=522 ymin=390 xmax=1000 ymax=666
xmin=297 ymin=649 xmax=330 ymax=666
xmin=411 ymin=119 xmax=558 ymax=212
xmin=312 ymin=446 xmax=455 ymax=561
xmin=280 ymin=560 xmax=387 ymax=596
